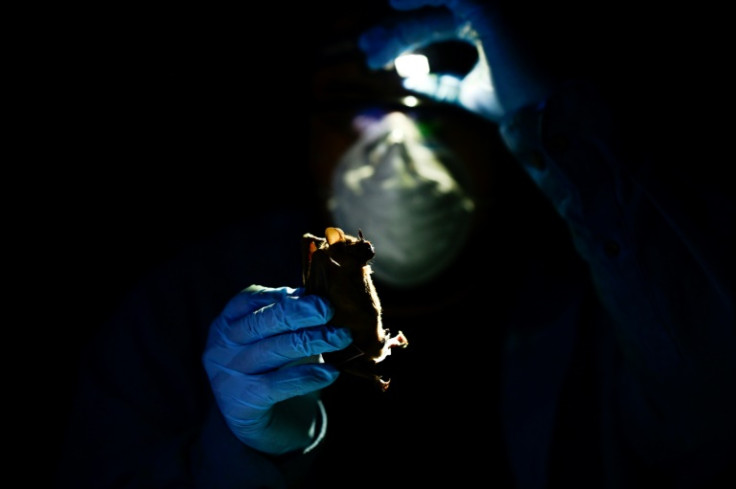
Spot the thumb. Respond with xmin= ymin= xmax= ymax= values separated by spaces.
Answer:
xmin=457 ymin=51 xmax=504 ymax=121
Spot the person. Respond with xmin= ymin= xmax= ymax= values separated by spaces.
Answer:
xmin=54 ymin=1 xmax=735 ymax=488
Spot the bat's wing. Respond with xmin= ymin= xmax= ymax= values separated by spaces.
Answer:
xmin=305 ymin=250 xmax=333 ymax=296
xmin=301 ymin=233 xmax=327 ymax=290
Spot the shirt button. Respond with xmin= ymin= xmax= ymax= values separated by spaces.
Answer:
xmin=604 ymin=240 xmax=621 ymax=257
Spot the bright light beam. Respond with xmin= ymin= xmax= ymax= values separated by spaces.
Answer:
xmin=394 ymin=54 xmax=429 ymax=78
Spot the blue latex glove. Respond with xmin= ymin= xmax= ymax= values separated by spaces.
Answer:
xmin=202 ymin=285 xmax=352 ymax=455
xmin=359 ymin=0 xmax=554 ymax=122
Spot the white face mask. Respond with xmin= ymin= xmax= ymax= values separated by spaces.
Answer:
xmin=328 ymin=111 xmax=476 ymax=288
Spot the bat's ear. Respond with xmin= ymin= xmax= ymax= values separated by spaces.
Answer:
xmin=301 ymin=233 xmax=326 ymax=286
xmin=325 ymin=227 xmax=345 ymax=245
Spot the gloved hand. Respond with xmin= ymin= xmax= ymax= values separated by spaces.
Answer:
xmin=359 ymin=0 xmax=555 ymax=122
xmin=202 ymin=284 xmax=352 ymax=455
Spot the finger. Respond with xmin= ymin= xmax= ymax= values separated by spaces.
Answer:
xmin=222 ymin=292 xmax=334 ymax=345
xmin=229 ymin=364 xmax=341 ymax=411
xmin=390 ymin=0 xmax=489 ymax=20
xmin=230 ymin=326 xmax=353 ymax=374
xmin=359 ymin=10 xmax=460 ymax=70
xmin=221 ymin=285 xmax=299 ymax=319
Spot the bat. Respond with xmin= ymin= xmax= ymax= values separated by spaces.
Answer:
xmin=302 ymin=227 xmax=408 ymax=390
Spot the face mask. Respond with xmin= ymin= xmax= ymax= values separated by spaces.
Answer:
xmin=328 ymin=111 xmax=475 ymax=288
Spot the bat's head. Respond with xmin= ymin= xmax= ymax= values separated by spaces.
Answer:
xmin=301 ymin=227 xmax=375 ymax=290
xmin=323 ymin=227 xmax=375 ymax=267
